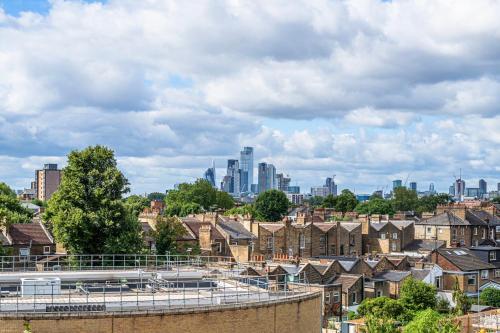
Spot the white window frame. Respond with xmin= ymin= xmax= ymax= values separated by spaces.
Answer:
xmin=325 ymin=293 xmax=331 ymax=305
xmin=495 ymin=269 xmax=500 ymax=278
xmin=43 ymin=246 xmax=51 ymax=254
xmin=481 ymin=270 xmax=489 ymax=280
xmin=474 ymin=227 xmax=478 ymax=235
xmin=376 ymin=290 xmax=383 ymax=297
xmin=380 ymin=233 xmax=386 ymax=240
xmin=299 ymin=234 xmax=305 ymax=249
xmin=391 ymin=242 xmax=397 ymax=252
xmin=483 ymin=229 xmax=486 ymax=239
xmin=392 ymin=232 xmax=398 ymax=240
xmin=468 ymin=274 xmax=476 ymax=285
xmin=350 ymin=291 xmax=357 ymax=304
xmin=266 ymin=236 xmax=273 ymax=249
xmin=436 ymin=276 xmax=442 ymax=289
xmin=490 ymin=251 xmax=497 ymax=261
xmin=332 ymin=291 xmax=340 ymax=303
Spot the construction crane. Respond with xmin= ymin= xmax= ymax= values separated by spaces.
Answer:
xmin=404 ymin=173 xmax=411 ymax=187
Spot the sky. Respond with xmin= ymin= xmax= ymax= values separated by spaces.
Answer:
xmin=0 ymin=0 xmax=499 ymax=195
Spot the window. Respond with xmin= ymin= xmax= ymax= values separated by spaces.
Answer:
xmin=474 ymin=240 xmax=479 ymax=247
xmin=325 ymin=293 xmax=331 ymax=305
xmin=490 ymin=252 xmax=497 ymax=261
xmin=391 ymin=242 xmax=397 ymax=252
xmin=461 ymin=227 xmax=465 ymax=236
xmin=496 ymin=226 xmax=500 ymax=233
xmin=330 ymin=245 xmax=336 ymax=255
xmin=481 ymin=270 xmax=489 ymax=280
xmin=340 ymin=245 xmax=344 ymax=255
xmin=43 ymin=246 xmax=51 ymax=254
xmin=435 ymin=277 xmax=442 ymax=289
xmin=468 ymin=274 xmax=476 ymax=285
xmin=319 ymin=236 xmax=326 ymax=249
xmin=438 ymin=228 xmax=443 ymax=234
xmin=376 ymin=290 xmax=383 ymax=297
xmin=474 ymin=227 xmax=478 ymax=235
xmin=392 ymin=233 xmax=398 ymax=240
xmin=380 ymin=233 xmax=386 ymax=240
xmin=350 ymin=292 xmax=357 ymax=304
xmin=299 ymin=234 xmax=305 ymax=249
xmin=460 ymin=239 xmax=465 ymax=246
xmin=332 ymin=291 xmax=340 ymax=303
xmin=427 ymin=227 xmax=432 ymax=234
xmin=495 ymin=270 xmax=500 ymax=278
xmin=452 ymin=229 xmax=457 ymax=240
xmin=267 ymin=236 xmax=273 ymax=249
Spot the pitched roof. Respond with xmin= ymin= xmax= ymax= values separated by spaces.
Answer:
xmin=390 ymin=220 xmax=414 ymax=230
xmin=313 ymin=223 xmax=336 ymax=232
xmin=338 ymin=259 xmax=359 ymax=272
xmin=417 ymin=212 xmax=469 ymax=226
xmin=411 ymin=268 xmax=431 ymax=281
xmin=405 ymin=239 xmax=446 ymax=252
xmin=370 ymin=222 xmax=388 ymax=231
xmin=438 ymin=248 xmax=495 ymax=271
xmin=7 ymin=223 xmax=53 ymax=245
xmin=373 ymin=270 xmax=411 ymax=282
xmin=217 ymin=219 xmax=256 ymax=240
xmin=259 ymin=223 xmax=285 ymax=232
xmin=468 ymin=210 xmax=500 ymax=226
xmin=339 ymin=222 xmax=361 ymax=232
xmin=330 ymin=274 xmax=362 ymax=292
xmin=182 ymin=220 xmax=225 ymax=240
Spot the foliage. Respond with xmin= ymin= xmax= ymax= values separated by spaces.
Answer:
xmin=492 ymin=197 xmax=500 ymax=204
xmin=123 ymin=195 xmax=150 ymax=217
xmin=31 ymin=198 xmax=48 ymax=208
xmin=392 ymin=187 xmax=419 ymax=212
xmin=479 ymin=287 xmax=500 ymax=307
xmin=322 ymin=194 xmax=337 ymax=208
xmin=254 ymin=189 xmax=290 ymax=221
xmin=357 ymin=297 xmax=406 ymax=322
xmin=151 ymin=215 xmax=186 ymax=255
xmin=404 ymin=309 xmax=460 ymax=333
xmin=147 ymin=192 xmax=166 ymax=201
xmin=335 ymin=189 xmax=358 ymax=213
xmin=452 ymin=278 xmax=471 ymax=315
xmin=307 ymin=196 xmax=324 ymax=208
xmin=223 ymin=204 xmax=256 ymax=217
xmin=416 ymin=194 xmax=453 ymax=215
xmin=362 ymin=316 xmax=399 ymax=333
xmin=399 ymin=277 xmax=437 ymax=313
xmin=436 ymin=297 xmax=451 ymax=314
xmin=355 ymin=197 xmax=395 ymax=215
xmin=45 ymin=145 xmax=143 ymax=254
xmin=347 ymin=310 xmax=359 ymax=320
xmin=0 ymin=182 xmax=32 ymax=225
xmin=164 ymin=179 xmax=234 ymax=216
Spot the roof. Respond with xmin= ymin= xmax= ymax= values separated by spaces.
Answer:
xmin=338 ymin=259 xmax=359 ymax=271
xmin=468 ymin=246 xmax=500 ymax=251
xmin=20 ymin=202 xmax=40 ymax=211
xmin=437 ymin=248 xmax=495 ymax=271
xmin=370 ymin=222 xmax=388 ymax=231
xmin=217 ymin=219 xmax=256 ymax=240
xmin=468 ymin=210 xmax=500 ymax=226
xmin=339 ymin=222 xmax=361 ymax=232
xmin=330 ymin=274 xmax=362 ymax=292
xmin=417 ymin=212 xmax=469 ymax=226
xmin=390 ymin=220 xmax=414 ymax=230
xmin=259 ymin=223 xmax=285 ymax=232
xmin=465 ymin=210 xmax=489 ymax=226
xmin=313 ymin=223 xmax=336 ymax=232
xmin=405 ymin=239 xmax=446 ymax=252
xmin=411 ymin=269 xmax=431 ymax=281
xmin=7 ymin=223 xmax=53 ymax=245
xmin=182 ymin=220 xmax=225 ymax=240
xmin=373 ymin=270 xmax=411 ymax=282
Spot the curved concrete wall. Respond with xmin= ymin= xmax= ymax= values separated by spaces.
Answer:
xmin=0 ymin=293 xmax=321 ymax=333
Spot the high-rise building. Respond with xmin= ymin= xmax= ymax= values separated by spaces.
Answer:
xmin=311 ymin=186 xmax=329 ymax=197
xmin=35 ymin=164 xmax=62 ymax=201
xmin=225 ymin=159 xmax=240 ymax=195
xmin=392 ymin=179 xmax=402 ymax=190
xmin=203 ymin=161 xmax=216 ymax=187
xmin=409 ymin=182 xmax=417 ymax=192
xmin=429 ymin=183 xmax=435 ymax=194
xmin=479 ymin=179 xmax=487 ymax=197
xmin=276 ymin=173 xmax=291 ymax=192
xmin=257 ymin=163 xmax=267 ymax=194
xmin=449 ymin=184 xmax=455 ymax=196
xmin=466 ymin=188 xmax=480 ymax=198
xmin=498 ymin=182 xmax=500 ymax=192
xmin=239 ymin=147 xmax=253 ymax=193
xmin=287 ymin=186 xmax=300 ymax=194
xmin=454 ymin=179 xmax=465 ymax=201
xmin=325 ymin=177 xmax=338 ymax=196
xmin=266 ymin=164 xmax=276 ymax=190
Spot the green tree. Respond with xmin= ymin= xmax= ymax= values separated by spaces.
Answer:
xmin=357 ymin=297 xmax=406 ymax=322
xmin=0 ymin=182 xmax=32 ymax=225
xmin=362 ymin=316 xmax=399 ymax=333
xmin=404 ymin=309 xmax=459 ymax=333
xmin=355 ymin=197 xmax=395 ymax=215
xmin=416 ymin=194 xmax=452 ymax=215
xmin=224 ymin=204 xmax=256 ymax=217
xmin=479 ymin=287 xmax=500 ymax=307
xmin=322 ymin=194 xmax=337 ymax=208
xmin=492 ymin=197 xmax=500 ymax=204
xmin=392 ymin=187 xmax=419 ymax=212
xmin=307 ymin=196 xmax=324 ymax=208
xmin=31 ymin=198 xmax=48 ymax=208
xmin=436 ymin=297 xmax=451 ymax=314
xmin=151 ymin=215 xmax=186 ymax=254
xmin=399 ymin=277 xmax=437 ymax=313
xmin=147 ymin=192 xmax=166 ymax=201
xmin=216 ymin=191 xmax=235 ymax=210
xmin=254 ymin=189 xmax=289 ymax=221
xmin=123 ymin=195 xmax=150 ymax=217
xmin=452 ymin=278 xmax=471 ymax=315
xmin=45 ymin=145 xmax=143 ymax=254
xmin=335 ymin=189 xmax=358 ymax=213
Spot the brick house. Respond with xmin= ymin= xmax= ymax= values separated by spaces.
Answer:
xmin=329 ymin=274 xmax=364 ymax=307
xmin=363 ymin=220 xmax=414 ymax=254
xmin=1 ymin=222 xmax=55 ymax=255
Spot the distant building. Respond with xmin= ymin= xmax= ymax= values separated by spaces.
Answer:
xmin=287 ymin=193 xmax=304 ymax=205
xmin=479 ymin=179 xmax=487 ymax=198
xmin=35 ymin=164 xmax=62 ymax=201
xmin=356 ymin=194 xmax=371 ymax=202
xmin=429 ymin=183 xmax=435 ymax=194
xmin=287 ymin=186 xmax=300 ymax=194
xmin=325 ymin=177 xmax=338 ymax=196
xmin=203 ymin=161 xmax=216 ymax=187
xmin=466 ymin=188 xmax=480 ymax=198
xmin=225 ymin=159 xmax=240 ymax=196
xmin=449 ymin=184 xmax=455 ymax=196
xmin=240 ymin=147 xmax=253 ymax=193
xmin=266 ymin=164 xmax=276 ymax=190
xmin=257 ymin=163 xmax=268 ymax=194
xmin=454 ymin=179 xmax=465 ymax=201
xmin=392 ymin=179 xmax=402 ymax=190
xmin=498 ymin=183 xmax=500 ymax=192
xmin=311 ymin=186 xmax=330 ymax=197
xmin=409 ymin=182 xmax=417 ymax=192
xmin=277 ymin=173 xmax=291 ymax=192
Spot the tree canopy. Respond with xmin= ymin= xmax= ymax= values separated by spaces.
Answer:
xmin=357 ymin=297 xmax=406 ymax=322
xmin=335 ymin=189 xmax=358 ymax=213
xmin=404 ymin=309 xmax=459 ymax=333
xmin=392 ymin=187 xmax=419 ymax=212
xmin=479 ymin=287 xmax=500 ymax=307
xmin=416 ymin=194 xmax=453 ymax=214
xmin=164 ymin=179 xmax=234 ymax=217
xmin=45 ymin=145 xmax=143 ymax=254
xmin=355 ymin=197 xmax=395 ymax=215
xmin=254 ymin=189 xmax=289 ymax=221
xmin=224 ymin=204 xmax=256 ymax=217
xmin=322 ymin=194 xmax=337 ymax=208
xmin=150 ymin=215 xmax=187 ymax=254
xmin=123 ymin=195 xmax=150 ymax=217
xmin=0 ymin=182 xmax=32 ymax=225
xmin=399 ymin=277 xmax=437 ymax=313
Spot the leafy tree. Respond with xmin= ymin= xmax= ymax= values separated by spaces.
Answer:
xmin=416 ymin=194 xmax=452 ymax=215
xmin=392 ymin=187 xmax=419 ymax=212
xmin=362 ymin=316 xmax=398 ymax=333
xmin=399 ymin=277 xmax=437 ymax=313
xmin=307 ymin=196 xmax=324 ymax=208
xmin=254 ymin=189 xmax=289 ymax=221
xmin=151 ymin=215 xmax=186 ymax=254
xmin=0 ymin=182 xmax=32 ymax=225
xmin=31 ymin=198 xmax=48 ymax=208
xmin=224 ymin=204 xmax=256 ymax=217
xmin=45 ymin=145 xmax=143 ymax=254
xmin=164 ymin=179 xmax=234 ymax=216
xmin=479 ymin=287 xmax=500 ymax=307
xmin=147 ymin=192 xmax=166 ymax=201
xmin=123 ymin=195 xmax=150 ymax=217
xmin=335 ymin=189 xmax=358 ymax=213
xmin=322 ymin=194 xmax=337 ymax=208
xmin=492 ymin=197 xmax=500 ymax=204
xmin=452 ymin=278 xmax=471 ymax=315
xmin=436 ymin=297 xmax=451 ymax=314
xmin=355 ymin=197 xmax=395 ymax=215
xmin=357 ymin=297 xmax=406 ymax=322
xmin=404 ymin=309 xmax=459 ymax=333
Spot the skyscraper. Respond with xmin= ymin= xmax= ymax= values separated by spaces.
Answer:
xmin=325 ymin=177 xmax=337 ymax=196
xmin=266 ymin=164 xmax=276 ymax=190
xmin=276 ymin=173 xmax=291 ymax=192
xmin=35 ymin=164 xmax=62 ymax=201
xmin=257 ymin=163 xmax=267 ymax=194
xmin=479 ymin=179 xmax=487 ymax=198
xmin=429 ymin=183 xmax=435 ymax=194
xmin=203 ymin=161 xmax=216 ymax=187
xmin=393 ymin=179 xmax=402 ymax=190
xmin=409 ymin=182 xmax=417 ymax=192
xmin=240 ymin=147 xmax=253 ymax=193
xmin=226 ymin=159 xmax=240 ymax=195
xmin=454 ymin=179 xmax=465 ymax=201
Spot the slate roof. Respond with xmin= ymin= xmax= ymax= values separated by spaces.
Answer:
xmin=259 ymin=223 xmax=285 ymax=232
xmin=405 ymin=239 xmax=446 ymax=252
xmin=330 ymin=274 xmax=362 ymax=292
xmin=438 ymin=248 xmax=495 ymax=271
xmin=370 ymin=222 xmax=388 ymax=231
xmin=217 ymin=218 xmax=256 ymax=240
xmin=7 ymin=223 xmax=53 ymax=245
xmin=373 ymin=270 xmax=411 ymax=282
xmin=182 ymin=220 xmax=225 ymax=240
xmin=468 ymin=210 xmax=500 ymax=226
xmin=411 ymin=269 xmax=431 ymax=281
xmin=417 ymin=212 xmax=469 ymax=226
xmin=339 ymin=222 xmax=361 ymax=232
xmin=390 ymin=220 xmax=414 ymax=230
xmin=338 ymin=259 xmax=359 ymax=271
xmin=465 ymin=210 xmax=489 ymax=226
xmin=313 ymin=223 xmax=336 ymax=232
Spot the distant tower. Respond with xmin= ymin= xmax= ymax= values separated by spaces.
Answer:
xmin=35 ymin=164 xmax=62 ymax=201
xmin=409 ymin=182 xmax=417 ymax=192
xmin=203 ymin=160 xmax=216 ymax=187
xmin=392 ymin=179 xmax=402 ymax=190
xmin=239 ymin=147 xmax=254 ymax=193
xmin=429 ymin=183 xmax=435 ymax=194
xmin=479 ymin=179 xmax=487 ymax=198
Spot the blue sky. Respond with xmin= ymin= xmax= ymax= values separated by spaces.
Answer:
xmin=0 ymin=0 xmax=499 ymax=195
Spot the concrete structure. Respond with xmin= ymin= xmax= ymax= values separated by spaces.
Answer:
xmin=35 ymin=164 xmax=62 ymax=201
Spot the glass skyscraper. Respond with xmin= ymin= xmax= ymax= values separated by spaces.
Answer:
xmin=240 ymin=147 xmax=253 ymax=193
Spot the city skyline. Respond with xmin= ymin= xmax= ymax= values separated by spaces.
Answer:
xmin=0 ymin=0 xmax=499 ymax=195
